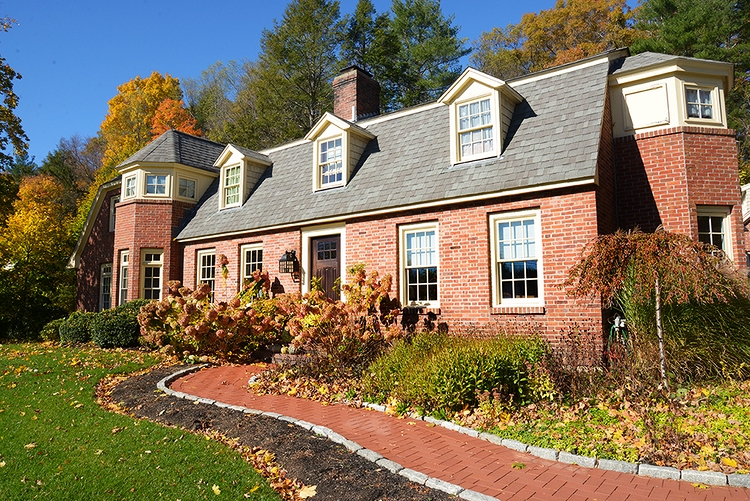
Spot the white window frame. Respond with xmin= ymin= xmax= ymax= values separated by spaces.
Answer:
xmin=697 ymin=206 xmax=732 ymax=257
xmin=317 ymin=136 xmax=344 ymax=189
xmin=240 ymin=243 xmax=263 ymax=286
xmin=140 ymin=249 xmax=163 ymax=300
xmin=490 ymin=210 xmax=544 ymax=308
xmin=221 ymin=164 xmax=242 ymax=209
xmin=119 ymin=250 xmax=129 ymax=306
xmin=124 ymin=175 xmax=137 ymax=199
xmin=197 ymin=249 xmax=216 ymax=295
xmin=400 ymin=222 xmax=439 ymax=308
xmin=683 ymin=84 xmax=721 ymax=124
xmin=144 ymin=173 xmax=169 ymax=197
xmin=100 ymin=263 xmax=112 ymax=311
xmin=109 ymin=195 xmax=119 ymax=232
xmin=178 ymin=177 xmax=197 ymax=200
xmin=457 ymin=96 xmax=495 ymax=161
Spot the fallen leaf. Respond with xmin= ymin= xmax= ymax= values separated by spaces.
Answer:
xmin=299 ymin=485 xmax=317 ymax=498
xmin=721 ymin=457 xmax=738 ymax=468
xmin=512 ymin=462 xmax=526 ymax=469
xmin=24 ymin=443 xmax=36 ymax=449
xmin=212 ymin=484 xmax=221 ymax=495
xmin=0 ymin=461 xmax=6 ymax=467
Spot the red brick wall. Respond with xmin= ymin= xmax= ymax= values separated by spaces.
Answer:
xmin=180 ymin=188 xmax=603 ymax=345
xmin=75 ymin=188 xmax=119 ymax=311
xmin=111 ymin=198 xmax=193 ymax=305
xmin=614 ymin=126 xmax=744 ymax=265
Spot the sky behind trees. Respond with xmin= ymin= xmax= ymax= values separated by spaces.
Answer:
xmin=4 ymin=0 xmax=555 ymax=161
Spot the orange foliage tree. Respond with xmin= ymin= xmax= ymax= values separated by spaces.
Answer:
xmin=150 ymin=98 xmax=202 ymax=138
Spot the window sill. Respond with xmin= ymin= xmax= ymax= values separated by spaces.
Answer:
xmin=491 ymin=305 xmax=545 ymax=315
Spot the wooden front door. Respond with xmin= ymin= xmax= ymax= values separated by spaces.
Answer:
xmin=311 ymin=235 xmax=340 ymax=300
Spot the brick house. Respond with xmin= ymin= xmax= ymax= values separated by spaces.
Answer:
xmin=69 ymin=49 xmax=743 ymax=340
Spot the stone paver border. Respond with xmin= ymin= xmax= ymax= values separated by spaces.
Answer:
xmin=158 ymin=365 xmax=750 ymax=495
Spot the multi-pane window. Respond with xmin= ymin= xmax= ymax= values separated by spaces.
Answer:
xmin=146 ymin=174 xmax=167 ymax=195
xmin=109 ymin=196 xmax=119 ymax=232
xmin=100 ymin=263 xmax=112 ymax=311
xmin=697 ymin=207 xmax=730 ymax=254
xmin=319 ymin=138 xmax=343 ymax=187
xmin=686 ymin=88 xmax=714 ymax=120
xmin=458 ymin=98 xmax=493 ymax=159
xmin=142 ymin=251 xmax=163 ymax=300
xmin=241 ymin=245 xmax=263 ymax=283
xmin=402 ymin=225 xmax=438 ymax=306
xmin=124 ymin=176 xmax=136 ymax=198
xmin=197 ymin=250 xmax=216 ymax=294
xmin=119 ymin=251 xmax=129 ymax=306
xmin=492 ymin=212 xmax=542 ymax=305
xmin=224 ymin=166 xmax=241 ymax=207
xmin=179 ymin=178 xmax=196 ymax=199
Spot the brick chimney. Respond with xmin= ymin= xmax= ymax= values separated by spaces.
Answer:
xmin=333 ymin=66 xmax=380 ymax=122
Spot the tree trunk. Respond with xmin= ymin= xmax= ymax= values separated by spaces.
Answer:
xmin=655 ymin=275 xmax=669 ymax=391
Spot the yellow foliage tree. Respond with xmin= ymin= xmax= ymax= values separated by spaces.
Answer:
xmin=99 ymin=71 xmax=182 ymax=167
xmin=471 ymin=0 xmax=636 ymax=79
xmin=0 ymin=175 xmax=75 ymax=336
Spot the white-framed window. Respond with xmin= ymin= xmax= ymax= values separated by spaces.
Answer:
xmin=145 ymin=174 xmax=168 ymax=195
xmin=141 ymin=250 xmax=163 ymax=300
xmin=241 ymin=244 xmax=263 ymax=285
xmin=124 ymin=175 xmax=136 ymax=198
xmin=400 ymin=223 xmax=439 ymax=307
xmin=458 ymin=97 xmax=494 ymax=160
xmin=697 ymin=206 xmax=731 ymax=256
xmin=197 ymin=250 xmax=216 ymax=294
xmin=119 ymin=251 xmax=129 ymax=306
xmin=109 ymin=195 xmax=119 ymax=232
xmin=490 ymin=210 xmax=543 ymax=307
xmin=685 ymin=87 xmax=714 ymax=120
xmin=178 ymin=177 xmax=196 ymax=199
xmin=100 ymin=263 xmax=112 ymax=311
xmin=223 ymin=165 xmax=241 ymax=208
xmin=318 ymin=137 xmax=343 ymax=188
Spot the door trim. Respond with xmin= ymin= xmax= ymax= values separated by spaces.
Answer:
xmin=300 ymin=223 xmax=346 ymax=297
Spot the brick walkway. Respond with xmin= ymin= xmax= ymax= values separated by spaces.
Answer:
xmin=170 ymin=365 xmax=750 ymax=501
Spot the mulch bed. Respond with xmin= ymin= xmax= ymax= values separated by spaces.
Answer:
xmin=108 ymin=365 xmax=454 ymax=501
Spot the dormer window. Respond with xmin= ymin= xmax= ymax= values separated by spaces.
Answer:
xmin=223 ymin=165 xmax=241 ymax=207
xmin=438 ymin=68 xmax=523 ymax=166
xmin=458 ymin=98 xmax=494 ymax=159
xmin=146 ymin=174 xmax=167 ymax=195
xmin=305 ymin=112 xmax=375 ymax=192
xmin=686 ymin=88 xmax=713 ymax=120
xmin=319 ymin=137 xmax=344 ymax=188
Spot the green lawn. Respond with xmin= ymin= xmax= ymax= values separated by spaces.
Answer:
xmin=0 ymin=343 xmax=280 ymax=501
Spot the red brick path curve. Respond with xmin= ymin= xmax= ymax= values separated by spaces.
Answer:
xmin=170 ymin=365 xmax=750 ymax=501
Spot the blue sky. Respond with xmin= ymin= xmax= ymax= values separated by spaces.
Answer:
xmin=3 ymin=0 xmax=555 ymax=162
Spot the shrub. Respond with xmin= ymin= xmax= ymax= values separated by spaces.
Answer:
xmin=90 ymin=302 xmax=146 ymax=348
xmin=40 ymin=318 xmax=66 ymax=342
xmin=363 ymin=330 xmax=552 ymax=413
xmin=59 ymin=311 xmax=96 ymax=344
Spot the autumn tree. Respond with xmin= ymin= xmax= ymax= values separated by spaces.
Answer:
xmin=248 ymin=0 xmax=345 ymax=147
xmin=564 ymin=229 xmax=748 ymax=390
xmin=0 ymin=175 xmax=76 ymax=338
xmin=99 ymin=71 xmax=183 ymax=167
xmin=150 ymin=98 xmax=201 ymax=138
xmin=39 ymin=135 xmax=103 ymax=215
xmin=472 ymin=0 xmax=635 ymax=79
xmin=631 ymin=0 xmax=750 ymax=180
xmin=0 ymin=17 xmax=28 ymax=171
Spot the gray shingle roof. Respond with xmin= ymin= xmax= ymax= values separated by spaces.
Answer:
xmin=610 ymin=51 xmax=723 ymax=76
xmin=119 ymin=130 xmax=225 ymax=173
xmin=176 ymin=59 xmax=611 ymax=241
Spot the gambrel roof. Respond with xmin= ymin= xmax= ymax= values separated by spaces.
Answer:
xmin=176 ymin=53 xmax=615 ymax=242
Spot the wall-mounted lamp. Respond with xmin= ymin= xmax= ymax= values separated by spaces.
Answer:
xmin=279 ymin=249 xmax=300 ymax=282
